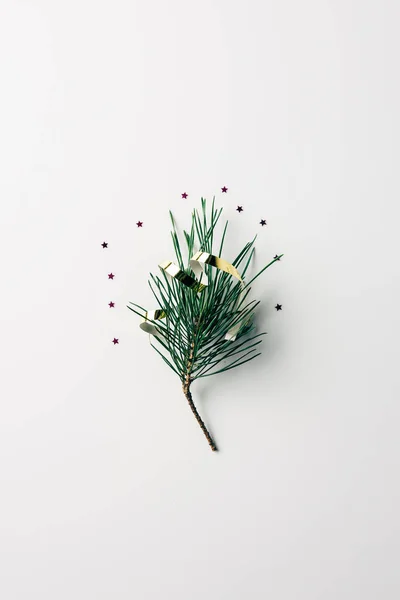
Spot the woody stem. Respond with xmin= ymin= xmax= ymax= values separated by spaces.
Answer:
xmin=183 ymin=336 xmax=218 ymax=452
xmin=182 ymin=381 xmax=218 ymax=452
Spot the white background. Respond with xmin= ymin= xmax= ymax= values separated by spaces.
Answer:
xmin=1 ymin=1 xmax=400 ymax=598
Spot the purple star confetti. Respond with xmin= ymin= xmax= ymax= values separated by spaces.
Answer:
xmin=101 ymin=241 xmax=108 ymax=248
xmin=112 ymin=338 xmax=119 ymax=344
xmin=108 ymin=273 xmax=115 ymax=280
xmin=136 ymin=221 xmax=143 ymax=227
xmin=221 ymin=186 xmax=228 ymax=193
xmin=182 ymin=192 xmax=188 ymax=199
xmin=109 ymin=301 xmax=115 ymax=308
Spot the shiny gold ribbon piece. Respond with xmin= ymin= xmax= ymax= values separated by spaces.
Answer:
xmin=140 ymin=251 xmax=245 ymax=341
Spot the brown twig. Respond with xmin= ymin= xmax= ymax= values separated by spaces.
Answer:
xmin=182 ymin=381 xmax=218 ymax=451
xmin=183 ymin=336 xmax=218 ymax=452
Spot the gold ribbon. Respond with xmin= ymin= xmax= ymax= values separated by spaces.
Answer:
xmin=139 ymin=309 xmax=167 ymax=336
xmin=140 ymin=251 xmax=245 ymax=341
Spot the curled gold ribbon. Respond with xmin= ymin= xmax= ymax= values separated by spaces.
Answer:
xmin=140 ymin=251 xmax=245 ymax=341
xmin=139 ymin=309 xmax=167 ymax=336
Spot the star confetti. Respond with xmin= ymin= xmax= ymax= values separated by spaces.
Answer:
xmin=136 ymin=221 xmax=143 ymax=227
xmin=236 ymin=206 xmax=243 ymax=213
xmin=108 ymin=273 xmax=115 ymax=280
xmin=221 ymin=186 xmax=228 ymax=193
xmin=112 ymin=338 xmax=119 ymax=345
xmin=101 ymin=241 xmax=108 ymax=248
xmin=274 ymin=254 xmax=281 ymax=260
xmin=260 ymin=219 xmax=267 ymax=226
xmin=275 ymin=304 xmax=282 ymax=311
xmin=182 ymin=192 xmax=188 ymax=199
xmin=109 ymin=301 xmax=115 ymax=308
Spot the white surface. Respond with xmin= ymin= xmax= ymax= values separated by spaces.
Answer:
xmin=1 ymin=1 xmax=400 ymax=598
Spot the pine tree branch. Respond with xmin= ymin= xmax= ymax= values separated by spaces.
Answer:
xmin=128 ymin=197 xmax=283 ymax=451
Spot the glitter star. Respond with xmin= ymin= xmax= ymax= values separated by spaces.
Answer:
xmin=275 ymin=304 xmax=282 ymax=311
xmin=112 ymin=338 xmax=119 ymax=344
xmin=136 ymin=221 xmax=143 ymax=227
xmin=108 ymin=301 xmax=115 ymax=308
xmin=221 ymin=186 xmax=228 ymax=193
xmin=236 ymin=206 xmax=243 ymax=213
xmin=274 ymin=254 xmax=281 ymax=260
xmin=108 ymin=273 xmax=115 ymax=280
xmin=182 ymin=192 xmax=188 ymax=199
xmin=101 ymin=241 xmax=108 ymax=248
xmin=260 ymin=219 xmax=267 ymax=226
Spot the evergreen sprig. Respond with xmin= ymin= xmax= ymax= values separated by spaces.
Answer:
xmin=128 ymin=198 xmax=283 ymax=451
